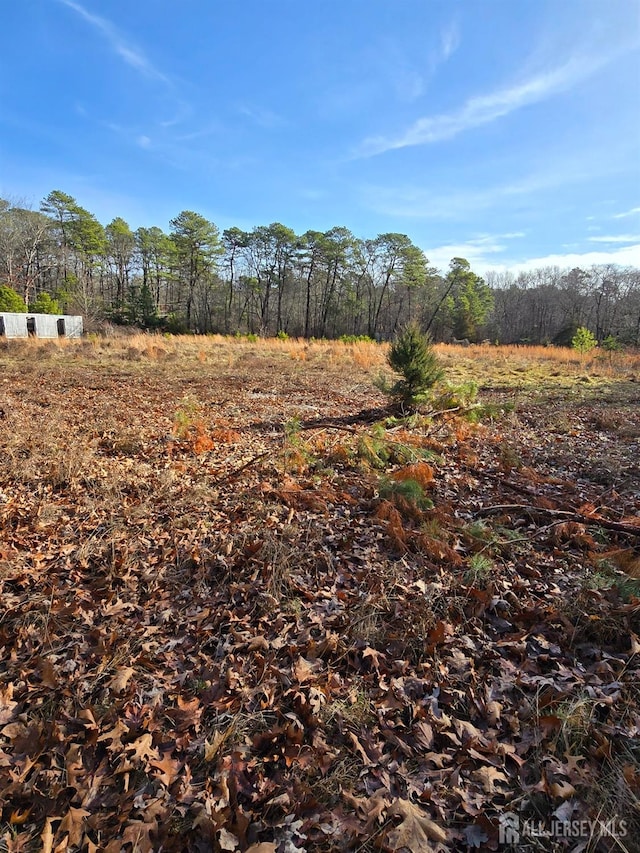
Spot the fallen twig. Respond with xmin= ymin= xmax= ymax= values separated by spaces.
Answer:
xmin=422 ymin=405 xmax=462 ymax=419
xmin=475 ymin=503 xmax=640 ymax=537
xmin=213 ymin=450 xmax=271 ymax=485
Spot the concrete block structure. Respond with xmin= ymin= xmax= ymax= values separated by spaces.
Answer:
xmin=0 ymin=313 xmax=83 ymax=339
xmin=0 ymin=313 xmax=29 ymax=338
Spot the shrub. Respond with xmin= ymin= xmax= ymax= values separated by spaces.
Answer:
xmin=430 ymin=380 xmax=478 ymax=413
xmin=163 ymin=313 xmax=188 ymax=335
xmin=339 ymin=334 xmax=375 ymax=344
xmin=172 ymin=396 xmax=214 ymax=453
xmin=601 ymin=334 xmax=621 ymax=353
xmin=386 ymin=323 xmax=444 ymax=411
xmin=29 ymin=292 xmax=61 ymax=314
xmin=379 ymin=476 xmax=432 ymax=512
xmin=572 ymin=326 xmax=597 ymax=355
xmin=0 ymin=284 xmax=27 ymax=312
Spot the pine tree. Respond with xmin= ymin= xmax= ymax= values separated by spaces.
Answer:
xmin=387 ymin=322 xmax=444 ymax=411
xmin=572 ymin=326 xmax=597 ymax=355
xmin=0 ymin=285 xmax=27 ymax=312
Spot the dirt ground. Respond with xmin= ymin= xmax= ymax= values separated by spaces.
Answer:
xmin=1 ymin=336 xmax=639 ymax=852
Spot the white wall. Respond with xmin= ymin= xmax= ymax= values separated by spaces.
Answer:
xmin=0 ymin=313 xmax=29 ymax=338
xmin=31 ymin=314 xmax=60 ymax=338
xmin=0 ymin=313 xmax=84 ymax=338
xmin=61 ymin=315 xmax=84 ymax=338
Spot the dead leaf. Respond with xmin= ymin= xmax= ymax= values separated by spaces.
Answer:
xmin=471 ymin=766 xmax=510 ymax=793
xmin=127 ymin=732 xmax=159 ymax=763
xmin=426 ymin=620 xmax=454 ymax=653
xmin=485 ymin=700 xmax=502 ymax=725
xmin=37 ymin=657 xmax=58 ymax=688
xmin=413 ymin=721 xmax=434 ymax=750
xmin=362 ymin=645 xmax=386 ymax=671
xmin=463 ymin=823 xmax=489 ymax=848
xmin=218 ymin=827 xmax=239 ymax=850
xmin=96 ymin=718 xmax=129 ymax=750
xmin=58 ymin=806 xmax=91 ymax=848
xmin=1 ymin=340 xmax=638 ymax=853
xmin=549 ymin=780 xmax=577 ymax=800
xmin=204 ymin=729 xmax=229 ymax=761
xmin=109 ymin=666 xmax=135 ymax=693
xmin=120 ymin=820 xmax=156 ymax=853
xmin=293 ymin=655 xmax=318 ymax=683
xmin=9 ymin=807 xmax=31 ymax=825
xmin=385 ymin=799 xmax=447 ymax=851
xmin=41 ymin=818 xmax=55 ymax=853
xmin=149 ymin=753 xmax=182 ymax=787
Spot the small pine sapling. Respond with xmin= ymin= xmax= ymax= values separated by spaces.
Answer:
xmin=387 ymin=323 xmax=444 ymax=411
xmin=571 ymin=326 xmax=597 ymax=356
xmin=601 ymin=334 xmax=621 ymax=367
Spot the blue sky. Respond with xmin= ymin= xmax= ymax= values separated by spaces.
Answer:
xmin=2 ymin=0 xmax=639 ymax=274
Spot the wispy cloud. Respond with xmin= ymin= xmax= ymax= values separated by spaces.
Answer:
xmin=359 ymin=143 xmax=629 ymax=220
xmin=158 ymin=101 xmax=194 ymax=129
xmin=411 ymin=19 xmax=459 ymax=96
xmin=56 ymin=1 xmax=212 ymax=155
xmin=361 ymin=169 xmax=578 ymax=220
xmin=357 ymin=50 xmax=623 ymax=157
xmin=392 ymin=68 xmax=425 ymax=102
xmin=440 ymin=20 xmax=460 ymax=62
xmin=588 ymin=234 xmax=640 ymax=243
xmin=431 ymin=241 xmax=640 ymax=275
xmin=424 ymin=232 xmax=524 ymax=271
xmin=389 ymin=19 xmax=460 ymax=104
xmin=98 ymin=119 xmax=155 ymax=152
xmin=298 ymin=188 xmax=328 ymax=201
xmin=613 ymin=206 xmax=640 ymax=219
xmin=485 ymin=244 xmax=640 ymax=274
xmin=56 ymin=0 xmax=170 ymax=84
xmin=175 ymin=121 xmax=224 ymax=143
xmin=236 ymin=105 xmax=287 ymax=129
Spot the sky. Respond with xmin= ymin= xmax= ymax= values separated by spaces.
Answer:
xmin=1 ymin=0 xmax=640 ymax=275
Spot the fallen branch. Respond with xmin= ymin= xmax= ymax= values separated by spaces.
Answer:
xmin=475 ymin=503 xmax=640 ymax=538
xmin=213 ymin=451 xmax=271 ymax=485
xmin=475 ymin=503 xmax=572 ymax=517
xmin=299 ymin=421 xmax=359 ymax=434
xmin=299 ymin=407 xmax=392 ymax=428
xmin=297 ymin=421 xmax=439 ymax=458
xmin=422 ymin=405 xmax=461 ymax=419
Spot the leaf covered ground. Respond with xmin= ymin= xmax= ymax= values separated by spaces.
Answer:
xmin=1 ymin=337 xmax=639 ymax=852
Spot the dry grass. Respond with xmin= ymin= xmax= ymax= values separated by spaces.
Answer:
xmin=436 ymin=341 xmax=639 ymax=381
xmin=2 ymin=333 xmax=637 ymax=381
xmin=1 ymin=333 xmax=639 ymax=850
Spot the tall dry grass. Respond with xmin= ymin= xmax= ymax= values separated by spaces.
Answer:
xmin=435 ymin=341 xmax=639 ymax=379
xmin=1 ymin=332 xmax=637 ymax=379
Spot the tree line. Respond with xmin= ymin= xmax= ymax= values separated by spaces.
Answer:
xmin=1 ymin=191 xmax=639 ymax=345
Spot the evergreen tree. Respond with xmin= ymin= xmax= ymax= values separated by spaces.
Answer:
xmin=443 ymin=258 xmax=493 ymax=341
xmin=170 ymin=211 xmax=222 ymax=329
xmin=0 ymin=284 xmax=27 ymax=312
xmin=572 ymin=326 xmax=597 ymax=355
xmin=29 ymin=292 xmax=60 ymax=314
xmin=387 ymin=322 xmax=444 ymax=411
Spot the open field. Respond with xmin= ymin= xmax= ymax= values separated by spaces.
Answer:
xmin=1 ymin=336 xmax=639 ymax=852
